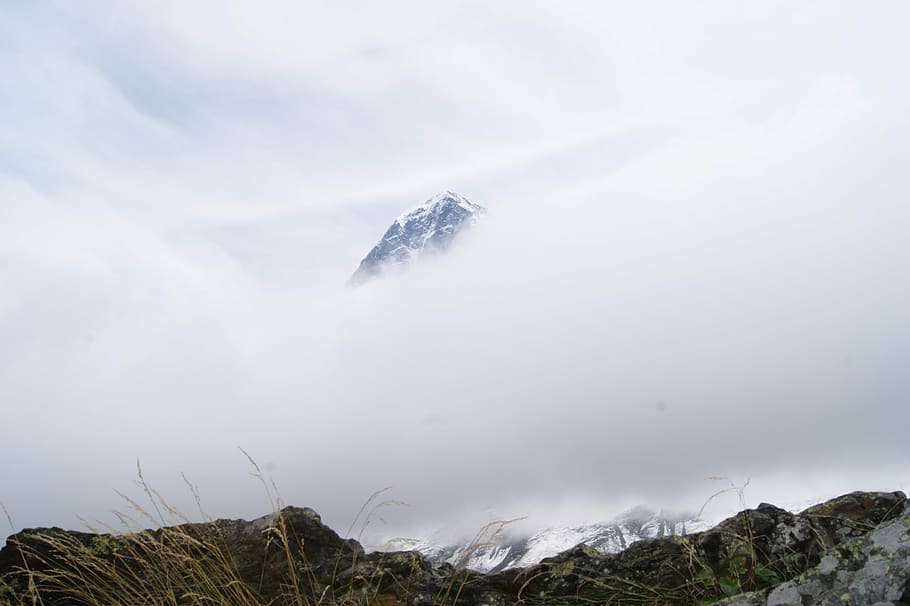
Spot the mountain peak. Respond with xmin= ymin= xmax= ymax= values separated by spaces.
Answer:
xmin=393 ymin=191 xmax=479 ymax=225
xmin=350 ymin=191 xmax=485 ymax=285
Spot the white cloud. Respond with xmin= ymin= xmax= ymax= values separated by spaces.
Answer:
xmin=1 ymin=1 xmax=908 ymax=544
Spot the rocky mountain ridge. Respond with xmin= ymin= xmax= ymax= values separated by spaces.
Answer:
xmin=388 ymin=506 xmax=710 ymax=574
xmin=2 ymin=491 xmax=907 ymax=605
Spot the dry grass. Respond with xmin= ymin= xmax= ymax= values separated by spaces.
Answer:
xmin=0 ymin=453 xmax=501 ymax=606
xmin=2 ymin=457 xmax=292 ymax=605
xmin=1 ymin=470 xmax=835 ymax=606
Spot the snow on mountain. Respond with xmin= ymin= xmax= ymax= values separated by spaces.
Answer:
xmin=385 ymin=507 xmax=710 ymax=574
xmin=350 ymin=191 xmax=485 ymax=284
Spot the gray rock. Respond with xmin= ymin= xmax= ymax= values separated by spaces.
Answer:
xmin=798 ymin=503 xmax=910 ymax=605
xmin=766 ymin=581 xmax=801 ymax=606
xmin=711 ymin=502 xmax=910 ymax=606
xmin=710 ymin=590 xmax=768 ymax=606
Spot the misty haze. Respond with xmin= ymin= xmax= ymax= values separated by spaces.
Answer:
xmin=2 ymin=2 xmax=909 ymax=604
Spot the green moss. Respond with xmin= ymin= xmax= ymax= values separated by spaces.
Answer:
xmin=88 ymin=535 xmax=125 ymax=557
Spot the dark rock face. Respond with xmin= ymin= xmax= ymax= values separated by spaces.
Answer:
xmin=350 ymin=191 xmax=485 ymax=285
xmin=0 ymin=507 xmax=365 ymax=606
xmin=1 ymin=491 xmax=908 ymax=605
xmin=213 ymin=506 xmax=362 ymax=599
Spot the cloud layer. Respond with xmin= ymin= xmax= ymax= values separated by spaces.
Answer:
xmin=1 ymin=1 xmax=909 ymax=544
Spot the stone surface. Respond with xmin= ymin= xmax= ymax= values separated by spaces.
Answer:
xmin=706 ymin=496 xmax=910 ymax=606
xmin=710 ymin=591 xmax=768 ymax=606
xmin=765 ymin=581 xmax=801 ymax=606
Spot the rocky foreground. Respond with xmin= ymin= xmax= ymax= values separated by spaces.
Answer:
xmin=1 ymin=491 xmax=908 ymax=605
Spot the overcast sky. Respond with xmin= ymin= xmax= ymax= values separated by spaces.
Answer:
xmin=2 ymin=1 xmax=909 ymax=546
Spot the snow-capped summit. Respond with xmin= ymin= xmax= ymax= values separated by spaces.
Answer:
xmin=350 ymin=191 xmax=485 ymax=285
